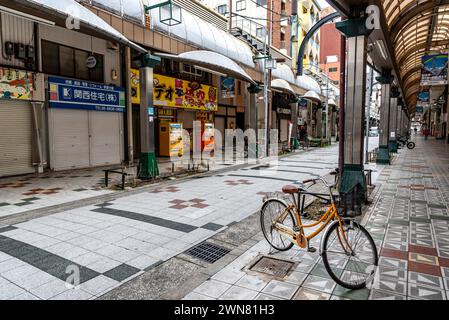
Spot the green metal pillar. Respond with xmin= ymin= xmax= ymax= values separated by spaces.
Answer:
xmin=335 ymin=17 xmax=372 ymax=197
xmin=138 ymin=53 xmax=161 ymax=179
xmin=376 ymin=72 xmax=393 ymax=164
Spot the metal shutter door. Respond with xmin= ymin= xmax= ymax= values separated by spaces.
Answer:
xmin=0 ymin=101 xmax=34 ymax=177
xmin=51 ymin=109 xmax=90 ymax=170
xmin=89 ymin=111 xmax=121 ymax=166
xmin=280 ymin=119 xmax=289 ymax=142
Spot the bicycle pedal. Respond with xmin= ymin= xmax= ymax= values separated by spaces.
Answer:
xmin=308 ymin=246 xmax=317 ymax=253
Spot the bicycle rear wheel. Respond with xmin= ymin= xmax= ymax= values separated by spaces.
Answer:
xmin=322 ymin=219 xmax=378 ymax=289
xmin=260 ymin=199 xmax=295 ymax=251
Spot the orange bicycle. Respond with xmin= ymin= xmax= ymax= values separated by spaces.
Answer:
xmin=260 ymin=171 xmax=378 ymax=289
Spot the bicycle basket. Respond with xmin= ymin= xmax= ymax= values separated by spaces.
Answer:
xmin=338 ymin=187 xmax=364 ymax=217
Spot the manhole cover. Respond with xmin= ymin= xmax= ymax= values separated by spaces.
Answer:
xmin=186 ymin=242 xmax=230 ymax=263
xmin=250 ymin=256 xmax=294 ymax=278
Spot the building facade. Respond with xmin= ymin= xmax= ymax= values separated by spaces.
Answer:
xmin=0 ymin=0 xmax=322 ymax=178
xmin=292 ymin=0 xmax=322 ymax=75
xmin=318 ymin=6 xmax=340 ymax=85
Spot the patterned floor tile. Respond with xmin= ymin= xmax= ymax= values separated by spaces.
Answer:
xmin=408 ymin=271 xmax=444 ymax=289
xmin=293 ymin=287 xmax=330 ymax=300
xmin=301 ymin=275 xmax=336 ymax=294
xmin=369 ymin=289 xmax=406 ymax=300
xmin=409 ymin=261 xmax=442 ymax=277
xmin=408 ymin=283 xmax=446 ymax=300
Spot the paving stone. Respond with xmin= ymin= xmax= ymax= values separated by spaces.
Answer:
xmin=219 ymin=286 xmax=259 ymax=300
xmin=193 ymin=280 xmax=232 ymax=299
xmin=261 ymin=280 xmax=299 ymax=299
xmin=103 ymin=264 xmax=140 ymax=282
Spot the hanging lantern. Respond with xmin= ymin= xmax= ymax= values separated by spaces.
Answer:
xmin=144 ymin=0 xmax=182 ymax=26
xmin=159 ymin=2 xmax=182 ymax=26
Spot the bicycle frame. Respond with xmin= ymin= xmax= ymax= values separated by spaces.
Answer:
xmin=272 ymin=179 xmax=353 ymax=253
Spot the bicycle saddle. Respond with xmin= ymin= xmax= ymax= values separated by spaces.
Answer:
xmin=282 ymin=185 xmax=299 ymax=194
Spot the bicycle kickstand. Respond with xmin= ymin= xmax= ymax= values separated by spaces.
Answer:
xmin=307 ymin=242 xmax=317 ymax=253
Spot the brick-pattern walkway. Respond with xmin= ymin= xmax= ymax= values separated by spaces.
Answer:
xmin=183 ymin=137 xmax=449 ymax=300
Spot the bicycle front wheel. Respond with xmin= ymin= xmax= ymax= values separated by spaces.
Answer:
xmin=322 ymin=219 xmax=378 ymax=290
xmin=260 ymin=199 xmax=295 ymax=251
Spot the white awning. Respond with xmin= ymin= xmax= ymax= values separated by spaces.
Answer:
xmin=271 ymin=79 xmax=296 ymax=95
xmin=21 ymin=0 xmax=146 ymax=53
xmin=302 ymin=91 xmax=322 ymax=103
xmin=296 ymin=75 xmax=321 ymax=95
xmin=154 ymin=50 xmax=256 ymax=84
xmin=328 ymin=99 xmax=337 ymax=106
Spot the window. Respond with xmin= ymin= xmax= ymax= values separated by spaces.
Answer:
xmin=280 ymin=32 xmax=286 ymax=41
xmin=256 ymin=0 xmax=267 ymax=6
xmin=236 ymin=0 xmax=246 ymax=11
xmin=256 ymin=27 xmax=265 ymax=39
xmin=41 ymin=40 xmax=104 ymax=83
xmin=217 ymin=4 xmax=227 ymax=15
xmin=329 ymin=67 xmax=338 ymax=73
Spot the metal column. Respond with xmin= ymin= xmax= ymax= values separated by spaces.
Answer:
xmin=340 ymin=34 xmax=368 ymax=195
xmin=248 ymin=84 xmax=262 ymax=154
xmin=376 ymin=73 xmax=393 ymax=164
xmin=138 ymin=54 xmax=160 ymax=179
xmin=290 ymin=100 xmax=299 ymax=148
xmin=389 ymin=93 xmax=398 ymax=153
xmin=396 ymin=101 xmax=403 ymax=140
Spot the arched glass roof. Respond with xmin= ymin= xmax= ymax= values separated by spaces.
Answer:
xmin=381 ymin=0 xmax=449 ymax=113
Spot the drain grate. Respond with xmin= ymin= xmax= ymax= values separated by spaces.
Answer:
xmin=250 ymin=256 xmax=294 ymax=278
xmin=186 ymin=242 xmax=231 ymax=263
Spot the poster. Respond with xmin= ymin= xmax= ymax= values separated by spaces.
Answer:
xmin=49 ymin=76 xmax=125 ymax=112
xmin=153 ymin=74 xmax=218 ymax=111
xmin=203 ymin=123 xmax=215 ymax=155
xmin=220 ymin=76 xmax=235 ymax=99
xmin=130 ymin=69 xmax=140 ymax=104
xmin=421 ymin=54 xmax=448 ymax=86
xmin=169 ymin=123 xmax=183 ymax=158
xmin=0 ymin=68 xmax=33 ymax=100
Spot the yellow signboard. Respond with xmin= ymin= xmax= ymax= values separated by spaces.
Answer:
xmin=130 ymin=69 xmax=140 ymax=104
xmin=153 ymin=74 xmax=218 ymax=111
xmin=0 ymin=68 xmax=33 ymax=100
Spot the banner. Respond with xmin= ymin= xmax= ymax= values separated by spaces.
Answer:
xmin=169 ymin=123 xmax=183 ymax=157
xmin=220 ymin=76 xmax=235 ymax=99
xmin=0 ymin=68 xmax=33 ymax=100
xmin=130 ymin=69 xmax=140 ymax=104
xmin=49 ymin=77 xmax=125 ymax=112
xmin=421 ymin=54 xmax=448 ymax=86
xmin=153 ymin=74 xmax=218 ymax=111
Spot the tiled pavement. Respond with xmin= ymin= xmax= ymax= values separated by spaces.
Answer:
xmin=0 ymin=157 xmax=237 ymax=219
xmin=0 ymin=140 xmax=376 ymax=300
xmin=182 ymin=137 xmax=449 ymax=301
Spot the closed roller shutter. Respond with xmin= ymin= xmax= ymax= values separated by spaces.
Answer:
xmin=51 ymin=108 xmax=90 ymax=170
xmin=0 ymin=100 xmax=34 ymax=177
xmin=280 ymin=119 xmax=289 ymax=142
xmin=89 ymin=111 xmax=121 ymax=166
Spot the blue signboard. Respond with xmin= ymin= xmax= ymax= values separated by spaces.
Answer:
xmin=49 ymin=76 xmax=125 ymax=112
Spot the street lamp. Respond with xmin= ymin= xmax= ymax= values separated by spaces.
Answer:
xmin=144 ymin=0 xmax=182 ymax=26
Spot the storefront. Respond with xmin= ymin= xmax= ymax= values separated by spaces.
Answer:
xmin=273 ymin=94 xmax=293 ymax=144
xmin=151 ymin=73 xmax=218 ymax=157
xmin=0 ymin=68 xmax=35 ymax=177
xmin=47 ymin=76 xmax=125 ymax=170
